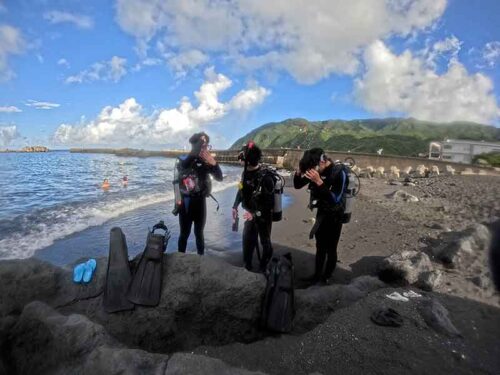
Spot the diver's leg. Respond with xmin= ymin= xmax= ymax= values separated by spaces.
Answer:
xmin=242 ymin=219 xmax=257 ymax=270
xmin=257 ymin=214 xmax=273 ymax=270
xmin=193 ymin=197 xmax=207 ymax=255
xmin=178 ymin=200 xmax=193 ymax=253
xmin=324 ymin=221 xmax=343 ymax=280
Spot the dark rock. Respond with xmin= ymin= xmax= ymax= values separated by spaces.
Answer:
xmin=10 ymin=301 xmax=116 ymax=374
xmin=82 ymin=346 xmax=169 ymax=375
xmin=69 ymin=253 xmax=267 ymax=353
xmin=468 ymin=274 xmax=491 ymax=289
xmin=0 ymin=254 xmax=266 ymax=354
xmin=417 ymin=298 xmax=461 ymax=337
xmin=0 ymin=257 xmax=107 ymax=317
xmin=8 ymin=301 xmax=264 ymax=375
xmin=416 ymin=270 xmax=442 ymax=291
xmin=166 ymin=353 xmax=266 ymax=375
xmin=294 ymin=276 xmax=384 ymax=332
xmin=431 ymin=224 xmax=491 ymax=267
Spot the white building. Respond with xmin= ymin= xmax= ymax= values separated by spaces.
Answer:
xmin=429 ymin=139 xmax=500 ymax=164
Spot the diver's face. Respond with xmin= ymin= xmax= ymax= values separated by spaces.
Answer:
xmin=317 ymin=160 xmax=327 ymax=173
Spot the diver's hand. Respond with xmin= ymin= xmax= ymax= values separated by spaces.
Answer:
xmin=243 ymin=211 xmax=253 ymax=221
xmin=232 ymin=208 xmax=238 ymax=221
xmin=200 ymin=150 xmax=216 ymax=166
xmin=305 ymin=169 xmax=323 ymax=186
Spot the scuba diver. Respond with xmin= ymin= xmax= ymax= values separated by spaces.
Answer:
xmin=294 ymin=148 xmax=347 ymax=284
xmin=232 ymin=142 xmax=275 ymax=271
xmin=173 ymin=132 xmax=223 ymax=255
xmin=122 ymin=176 xmax=128 ymax=187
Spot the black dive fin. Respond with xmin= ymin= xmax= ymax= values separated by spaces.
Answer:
xmin=127 ymin=223 xmax=169 ymax=306
xmin=103 ymin=227 xmax=135 ymax=313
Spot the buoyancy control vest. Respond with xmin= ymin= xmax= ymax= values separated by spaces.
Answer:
xmin=242 ymin=166 xmax=285 ymax=222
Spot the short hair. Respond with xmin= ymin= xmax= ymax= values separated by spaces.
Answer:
xmin=240 ymin=141 xmax=262 ymax=167
xmin=189 ymin=132 xmax=210 ymax=145
xmin=299 ymin=147 xmax=324 ymax=173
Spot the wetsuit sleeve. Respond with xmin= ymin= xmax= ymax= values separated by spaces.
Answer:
xmin=209 ymin=163 xmax=223 ymax=181
xmin=233 ymin=189 xmax=242 ymax=209
xmin=293 ymin=171 xmax=309 ymax=189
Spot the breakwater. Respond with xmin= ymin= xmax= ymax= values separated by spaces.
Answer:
xmin=69 ymin=148 xmax=499 ymax=175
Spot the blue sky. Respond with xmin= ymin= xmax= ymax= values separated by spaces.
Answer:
xmin=0 ymin=0 xmax=499 ymax=149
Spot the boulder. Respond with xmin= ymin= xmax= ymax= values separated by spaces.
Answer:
xmin=430 ymin=224 xmax=491 ymax=268
xmin=430 ymin=165 xmax=440 ymax=176
xmin=7 ymin=301 xmax=265 ymax=375
xmin=416 ymin=270 xmax=443 ymax=291
xmin=0 ymin=254 xmax=267 ymax=354
xmin=294 ymin=276 xmax=384 ymax=332
xmin=385 ymin=190 xmax=419 ymax=202
xmin=9 ymin=301 xmax=116 ymax=374
xmin=417 ymin=298 xmax=461 ymax=337
xmin=166 ymin=353 xmax=266 ymax=375
xmin=378 ymin=251 xmax=440 ymax=290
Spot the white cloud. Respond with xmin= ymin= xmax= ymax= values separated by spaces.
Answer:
xmin=423 ymin=35 xmax=462 ymax=67
xmin=0 ymin=105 xmax=21 ymax=113
xmin=65 ymin=56 xmax=127 ymax=84
xmin=355 ymin=40 xmax=500 ymax=124
xmin=0 ymin=125 xmax=20 ymax=146
xmin=57 ymin=58 xmax=70 ymax=68
xmin=25 ymin=100 xmax=60 ymax=110
xmin=0 ymin=24 xmax=25 ymax=81
xmin=53 ymin=68 xmax=269 ymax=146
xmin=482 ymin=41 xmax=500 ymax=68
xmin=115 ymin=0 xmax=447 ymax=84
xmin=167 ymin=49 xmax=208 ymax=77
xmin=43 ymin=11 xmax=94 ymax=29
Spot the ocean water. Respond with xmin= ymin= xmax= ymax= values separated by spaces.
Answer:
xmin=0 ymin=151 xmax=244 ymax=264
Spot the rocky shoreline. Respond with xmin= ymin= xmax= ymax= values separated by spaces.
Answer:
xmin=1 ymin=172 xmax=499 ymax=374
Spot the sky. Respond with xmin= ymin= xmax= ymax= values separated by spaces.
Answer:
xmin=0 ymin=0 xmax=499 ymax=149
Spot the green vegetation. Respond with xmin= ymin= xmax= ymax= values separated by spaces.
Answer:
xmin=231 ymin=118 xmax=500 ymax=156
xmin=473 ymin=152 xmax=500 ymax=167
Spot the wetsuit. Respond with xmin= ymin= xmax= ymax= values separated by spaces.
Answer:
xmin=233 ymin=166 xmax=274 ymax=270
xmin=294 ymin=163 xmax=346 ymax=281
xmin=177 ymin=154 xmax=223 ymax=255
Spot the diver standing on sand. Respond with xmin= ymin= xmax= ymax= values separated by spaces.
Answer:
xmin=173 ymin=132 xmax=223 ymax=255
xmin=232 ymin=142 xmax=275 ymax=271
xmin=294 ymin=148 xmax=347 ymax=284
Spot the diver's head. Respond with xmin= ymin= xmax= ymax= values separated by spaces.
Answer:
xmin=238 ymin=141 xmax=262 ymax=167
xmin=299 ymin=148 xmax=329 ymax=174
xmin=189 ymin=132 xmax=210 ymax=155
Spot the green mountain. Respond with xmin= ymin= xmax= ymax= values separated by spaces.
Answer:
xmin=230 ymin=118 xmax=500 ymax=156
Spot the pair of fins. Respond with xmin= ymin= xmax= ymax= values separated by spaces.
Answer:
xmin=103 ymin=222 xmax=170 ymax=313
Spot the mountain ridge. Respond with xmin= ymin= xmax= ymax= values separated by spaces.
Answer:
xmin=230 ymin=118 xmax=500 ymax=156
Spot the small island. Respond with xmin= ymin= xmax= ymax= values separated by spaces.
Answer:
xmin=0 ymin=146 xmax=49 ymax=153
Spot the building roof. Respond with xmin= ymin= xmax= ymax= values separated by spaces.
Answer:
xmin=439 ymin=139 xmax=500 ymax=147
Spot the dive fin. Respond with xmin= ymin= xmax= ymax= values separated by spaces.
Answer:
xmin=127 ymin=223 xmax=169 ymax=306
xmin=103 ymin=227 xmax=135 ymax=313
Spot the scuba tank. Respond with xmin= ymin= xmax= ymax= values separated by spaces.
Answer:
xmin=272 ymin=174 xmax=285 ymax=222
xmin=340 ymin=158 xmax=360 ymax=224
xmin=172 ymin=159 xmax=182 ymax=216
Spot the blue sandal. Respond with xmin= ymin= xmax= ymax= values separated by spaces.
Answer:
xmin=83 ymin=259 xmax=97 ymax=283
xmin=73 ymin=263 xmax=86 ymax=283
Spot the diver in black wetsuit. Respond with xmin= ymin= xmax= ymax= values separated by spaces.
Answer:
xmin=294 ymin=148 xmax=347 ymax=284
xmin=232 ymin=142 xmax=274 ymax=271
xmin=176 ymin=132 xmax=223 ymax=255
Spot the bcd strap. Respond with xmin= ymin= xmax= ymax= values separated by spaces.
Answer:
xmin=208 ymin=193 xmax=220 ymax=211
